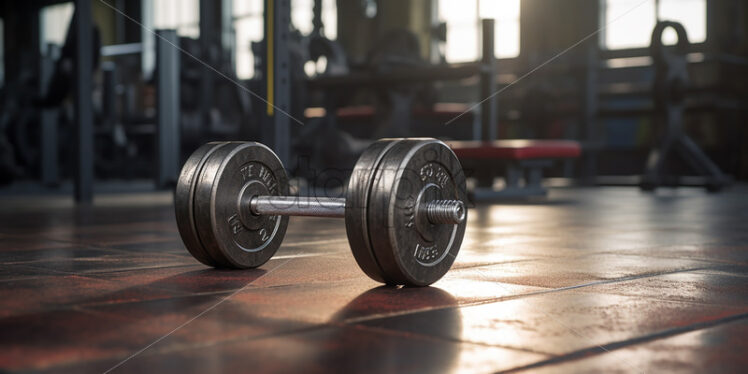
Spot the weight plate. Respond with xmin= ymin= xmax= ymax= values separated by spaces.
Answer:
xmin=175 ymin=141 xmax=228 ymax=266
xmin=367 ymin=139 xmax=467 ymax=286
xmin=193 ymin=142 xmax=290 ymax=268
xmin=345 ymin=138 xmax=403 ymax=283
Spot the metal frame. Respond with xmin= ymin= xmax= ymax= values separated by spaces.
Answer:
xmin=73 ymin=0 xmax=94 ymax=203
xmin=155 ymin=29 xmax=181 ymax=187
xmin=199 ymin=0 xmax=214 ymax=138
xmin=641 ymin=21 xmax=729 ymax=191
xmin=479 ymin=18 xmax=497 ymax=142
xmin=263 ymin=0 xmax=292 ymax=166
xmin=39 ymin=43 xmax=59 ymax=186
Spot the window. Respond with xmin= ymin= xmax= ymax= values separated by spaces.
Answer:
xmin=139 ymin=0 xmax=199 ymax=79
xmin=40 ymin=2 xmax=74 ymax=51
xmin=438 ymin=0 xmax=520 ymax=63
xmin=0 ymin=18 xmax=3 ymax=87
xmin=233 ymin=0 xmax=264 ymax=79
xmin=233 ymin=0 xmax=338 ymax=79
xmin=601 ymin=0 xmax=706 ymax=50
xmin=290 ymin=0 xmax=337 ymax=39
xmin=153 ymin=0 xmax=199 ymax=38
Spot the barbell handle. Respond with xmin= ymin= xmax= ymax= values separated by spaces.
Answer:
xmin=251 ymin=196 xmax=346 ymax=218
xmin=249 ymin=196 xmax=465 ymax=224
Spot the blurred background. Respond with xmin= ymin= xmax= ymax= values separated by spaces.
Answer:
xmin=0 ymin=0 xmax=746 ymax=201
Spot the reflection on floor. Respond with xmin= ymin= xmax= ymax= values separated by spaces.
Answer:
xmin=0 ymin=187 xmax=747 ymax=373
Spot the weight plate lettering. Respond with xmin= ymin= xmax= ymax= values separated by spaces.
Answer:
xmin=367 ymin=139 xmax=467 ymax=286
xmin=193 ymin=142 xmax=289 ymax=268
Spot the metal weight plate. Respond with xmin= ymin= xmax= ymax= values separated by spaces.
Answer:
xmin=345 ymin=138 xmax=404 ymax=283
xmin=193 ymin=142 xmax=290 ymax=268
xmin=367 ymin=139 xmax=467 ymax=286
xmin=175 ymin=142 xmax=230 ymax=266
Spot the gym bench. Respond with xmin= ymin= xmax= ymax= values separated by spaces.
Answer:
xmin=448 ymin=140 xmax=581 ymax=199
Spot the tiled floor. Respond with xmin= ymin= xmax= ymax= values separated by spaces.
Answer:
xmin=0 ymin=187 xmax=746 ymax=373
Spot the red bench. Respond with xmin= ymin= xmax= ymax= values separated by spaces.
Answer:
xmin=448 ymin=140 xmax=581 ymax=198
xmin=316 ymin=105 xmax=582 ymax=197
xmin=332 ymin=104 xmax=474 ymax=122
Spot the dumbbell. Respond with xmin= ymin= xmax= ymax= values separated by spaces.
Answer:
xmin=175 ymin=138 xmax=467 ymax=286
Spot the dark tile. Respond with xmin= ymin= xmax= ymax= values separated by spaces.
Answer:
xmin=246 ymin=253 xmax=378 ymax=287
xmin=224 ymin=274 xmax=541 ymax=328
xmin=693 ymin=264 xmax=748 ymax=277
xmin=224 ymin=281 xmax=394 ymax=324
xmin=109 ymin=240 xmax=190 ymax=255
xmin=59 ymin=230 xmax=177 ymax=247
xmin=456 ymin=253 xmax=714 ymax=288
xmin=0 ymin=247 xmax=120 ymax=265
xmin=0 ymin=274 xmax=189 ymax=318
xmin=24 ymin=252 xmax=194 ymax=274
xmin=618 ymin=244 xmax=748 ymax=265
xmin=1 ymin=187 xmax=747 ymax=373
xmin=0 ymin=309 xmax=137 ymax=372
xmin=450 ymin=244 xmax=537 ymax=269
xmin=77 ymin=293 xmax=312 ymax=365
xmin=48 ymin=325 xmax=548 ymax=374
xmin=0 ymin=264 xmax=62 ymax=281
xmin=361 ymin=291 xmax=748 ymax=356
xmin=578 ymin=270 xmax=748 ymax=306
xmin=89 ymin=265 xmax=273 ymax=294
xmin=0 ymin=235 xmax=75 ymax=251
xmin=520 ymin=318 xmax=748 ymax=373
xmin=26 ymin=221 xmax=178 ymax=247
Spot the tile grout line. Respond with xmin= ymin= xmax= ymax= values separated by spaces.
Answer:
xmin=466 ymin=265 xmax=644 ymax=374
xmin=42 ymin=300 xmax=748 ymax=373
xmin=497 ymin=312 xmax=748 ymax=373
xmin=346 ymin=323 xmax=557 ymax=358
xmin=7 ymin=263 xmax=744 ymax=369
xmin=0 ymin=262 xmax=726 ymax=318
xmin=101 ymin=258 xmax=293 ymax=373
xmin=62 ymin=263 xmax=737 ymax=373
xmin=336 ymin=266 xmax=717 ymax=326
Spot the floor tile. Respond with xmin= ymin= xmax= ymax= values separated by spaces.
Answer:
xmin=48 ymin=325 xmax=549 ymax=374
xmin=577 ymin=270 xmax=748 ymax=306
xmin=1 ymin=187 xmax=747 ymax=373
xmin=361 ymin=290 xmax=748 ymax=356
xmin=517 ymin=317 xmax=748 ymax=374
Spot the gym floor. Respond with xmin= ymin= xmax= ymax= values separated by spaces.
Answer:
xmin=1 ymin=187 xmax=747 ymax=373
